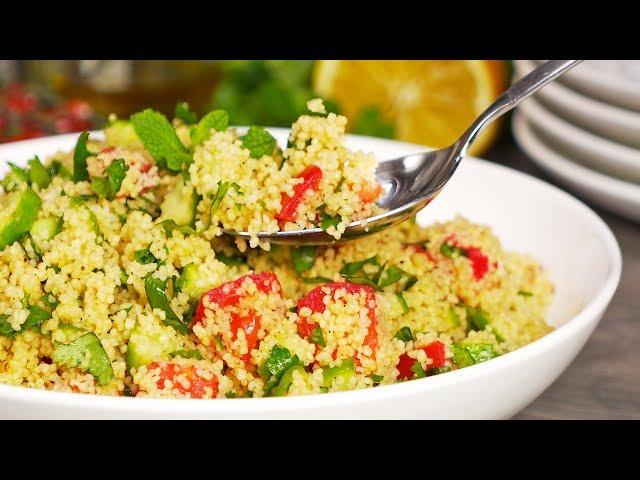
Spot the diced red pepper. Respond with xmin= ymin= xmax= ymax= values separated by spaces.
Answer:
xmin=396 ymin=341 xmax=446 ymax=380
xmin=193 ymin=272 xmax=282 ymax=364
xmin=194 ymin=272 xmax=281 ymax=324
xmin=100 ymin=146 xmax=116 ymax=154
xmin=276 ymin=165 xmax=323 ymax=224
xmin=443 ymin=234 xmax=490 ymax=280
xmin=147 ymin=361 xmax=218 ymax=399
xmin=467 ymin=247 xmax=489 ymax=280
xmin=407 ymin=244 xmax=436 ymax=262
xmin=358 ymin=182 xmax=383 ymax=203
xmin=297 ymin=282 xmax=378 ymax=356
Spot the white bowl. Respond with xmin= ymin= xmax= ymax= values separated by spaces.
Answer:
xmin=515 ymin=60 xmax=640 ymax=148
xmin=513 ymin=113 xmax=640 ymax=223
xmin=518 ymin=97 xmax=640 ymax=183
xmin=0 ymin=132 xmax=622 ymax=419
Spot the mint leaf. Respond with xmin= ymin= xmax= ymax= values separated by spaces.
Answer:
xmin=130 ymin=109 xmax=191 ymax=171
xmin=291 ymin=246 xmax=317 ymax=275
xmin=258 ymin=345 xmax=300 ymax=396
xmin=175 ymin=101 xmax=198 ymax=124
xmin=396 ymin=292 xmax=409 ymax=314
xmin=53 ymin=332 xmax=114 ymax=385
xmin=210 ymin=181 xmax=231 ymax=218
xmin=241 ymin=126 xmax=276 ymax=158
xmin=394 ymin=326 xmax=414 ymax=342
xmin=144 ymin=275 xmax=188 ymax=334
xmin=353 ymin=106 xmax=395 ymax=139
xmin=378 ymin=265 xmax=417 ymax=290
xmin=190 ymin=110 xmax=229 ymax=147
xmin=134 ymin=248 xmax=157 ymax=264
xmin=91 ymin=158 xmax=128 ymax=200
xmin=440 ymin=242 xmax=468 ymax=258
xmin=73 ymin=131 xmax=94 ymax=181
xmin=169 ymin=349 xmax=203 ymax=360
xmin=339 ymin=256 xmax=379 ymax=276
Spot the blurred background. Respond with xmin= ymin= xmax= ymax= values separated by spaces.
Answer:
xmin=0 ymin=60 xmax=509 ymax=155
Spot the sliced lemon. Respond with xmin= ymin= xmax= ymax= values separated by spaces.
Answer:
xmin=313 ymin=60 xmax=508 ymax=156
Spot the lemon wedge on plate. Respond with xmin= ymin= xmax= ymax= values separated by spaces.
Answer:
xmin=313 ymin=60 xmax=508 ymax=156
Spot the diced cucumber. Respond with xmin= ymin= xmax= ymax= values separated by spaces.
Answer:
xmin=104 ymin=120 xmax=143 ymax=150
xmin=125 ymin=319 xmax=184 ymax=369
xmin=1 ymin=163 xmax=29 ymax=192
xmin=27 ymin=156 xmax=52 ymax=189
xmin=272 ymin=365 xmax=306 ymax=397
xmin=0 ymin=186 xmax=42 ymax=251
xmin=29 ymin=216 xmax=63 ymax=251
xmin=178 ymin=263 xmax=211 ymax=300
xmin=322 ymin=358 xmax=355 ymax=390
xmin=159 ymin=180 xmax=198 ymax=227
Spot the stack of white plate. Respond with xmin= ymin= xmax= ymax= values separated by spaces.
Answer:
xmin=512 ymin=60 xmax=640 ymax=222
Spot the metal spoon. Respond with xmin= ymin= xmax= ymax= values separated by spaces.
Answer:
xmin=227 ymin=60 xmax=582 ymax=245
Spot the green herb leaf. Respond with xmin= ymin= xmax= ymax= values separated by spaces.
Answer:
xmin=210 ymin=181 xmax=231 ymax=218
xmin=73 ymin=131 xmax=94 ymax=182
xmin=271 ymin=365 xmax=305 ymax=397
xmin=190 ymin=110 xmax=229 ymax=146
xmin=84 ymin=206 xmax=103 ymax=244
xmin=40 ymin=293 xmax=59 ymax=309
xmin=310 ymin=326 xmax=326 ymax=347
xmin=130 ymin=109 xmax=192 ymax=171
xmin=396 ymin=292 xmax=409 ymax=314
xmin=216 ymin=252 xmax=246 ymax=267
xmin=440 ymin=242 xmax=468 ymax=258
xmin=353 ymin=106 xmax=395 ymax=139
xmin=258 ymin=345 xmax=300 ymax=396
xmin=378 ymin=265 xmax=417 ymax=290
xmin=369 ymin=374 xmax=384 ymax=385
xmin=394 ymin=326 xmax=414 ymax=342
xmin=339 ymin=256 xmax=379 ymax=276
xmin=53 ymin=332 xmax=114 ymax=385
xmin=320 ymin=213 xmax=341 ymax=232
xmin=69 ymin=194 xmax=95 ymax=208
xmin=517 ymin=290 xmax=533 ymax=297
xmin=157 ymin=219 xmax=195 ymax=237
xmin=91 ymin=158 xmax=129 ymax=200
xmin=301 ymin=276 xmax=333 ymax=284
xmin=448 ymin=306 xmax=461 ymax=326
xmin=466 ymin=305 xmax=491 ymax=331
xmin=341 ymin=275 xmax=382 ymax=291
xmin=411 ymin=359 xmax=427 ymax=379
xmin=241 ymin=126 xmax=276 ymax=158
xmin=144 ymin=276 xmax=189 ymax=334
xmin=169 ymin=349 xmax=203 ymax=360
xmin=134 ymin=248 xmax=157 ymax=265
xmin=174 ymin=101 xmax=198 ymax=124
xmin=292 ymin=246 xmax=317 ymax=275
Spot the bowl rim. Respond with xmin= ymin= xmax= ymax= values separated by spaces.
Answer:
xmin=0 ymin=132 xmax=622 ymax=412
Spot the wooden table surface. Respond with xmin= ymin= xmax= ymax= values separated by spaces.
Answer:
xmin=485 ymin=141 xmax=639 ymax=419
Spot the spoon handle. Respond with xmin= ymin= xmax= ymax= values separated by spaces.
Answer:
xmin=457 ymin=60 xmax=582 ymax=155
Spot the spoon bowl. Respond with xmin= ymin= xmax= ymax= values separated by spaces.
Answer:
xmin=227 ymin=60 xmax=582 ymax=246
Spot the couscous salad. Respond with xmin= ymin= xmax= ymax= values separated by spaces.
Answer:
xmin=0 ymin=100 xmax=554 ymax=398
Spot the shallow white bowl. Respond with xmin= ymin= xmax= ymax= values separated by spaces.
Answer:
xmin=515 ymin=60 xmax=640 ymax=148
xmin=518 ymin=97 xmax=640 ymax=183
xmin=0 ymin=132 xmax=622 ymax=419
xmin=513 ymin=113 xmax=640 ymax=222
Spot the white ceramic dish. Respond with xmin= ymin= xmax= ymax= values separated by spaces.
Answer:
xmin=0 ymin=132 xmax=622 ymax=419
xmin=515 ymin=60 xmax=640 ymax=148
xmin=513 ymin=113 xmax=640 ymax=222
xmin=547 ymin=60 xmax=640 ymax=112
xmin=518 ymin=97 xmax=640 ymax=183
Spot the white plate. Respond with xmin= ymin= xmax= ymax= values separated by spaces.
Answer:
xmin=518 ymin=97 xmax=640 ymax=183
xmin=553 ymin=60 xmax=640 ymax=112
xmin=513 ymin=113 xmax=640 ymax=222
xmin=515 ymin=60 xmax=640 ymax=148
xmin=0 ymin=132 xmax=622 ymax=419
